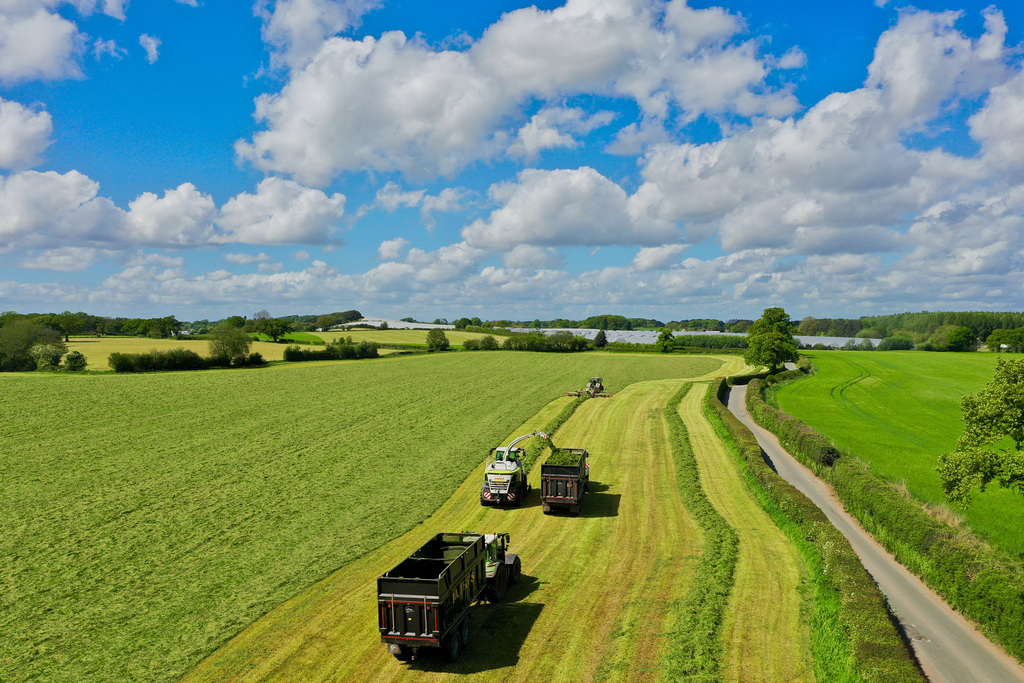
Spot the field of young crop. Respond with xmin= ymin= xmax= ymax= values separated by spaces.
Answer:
xmin=185 ymin=359 xmax=814 ymax=682
xmin=772 ymin=350 xmax=1024 ymax=553
xmin=317 ymin=329 xmax=497 ymax=347
xmin=0 ymin=352 xmax=725 ymax=682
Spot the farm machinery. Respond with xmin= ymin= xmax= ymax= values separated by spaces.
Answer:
xmin=480 ymin=430 xmax=551 ymax=507
xmin=378 ymin=531 xmax=522 ymax=662
xmin=567 ymin=377 xmax=611 ymax=398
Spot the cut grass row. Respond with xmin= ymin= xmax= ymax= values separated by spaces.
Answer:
xmin=1 ymin=352 xmax=723 ymax=682
xmin=770 ymin=351 xmax=1024 ymax=554
xmin=678 ymin=383 xmax=811 ymax=682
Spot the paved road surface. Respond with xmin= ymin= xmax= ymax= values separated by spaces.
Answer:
xmin=726 ymin=385 xmax=1024 ymax=683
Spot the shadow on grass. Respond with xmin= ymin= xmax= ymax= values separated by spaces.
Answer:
xmin=403 ymin=576 xmax=545 ymax=674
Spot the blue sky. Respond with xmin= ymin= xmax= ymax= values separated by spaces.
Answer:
xmin=1 ymin=0 xmax=1022 ymax=323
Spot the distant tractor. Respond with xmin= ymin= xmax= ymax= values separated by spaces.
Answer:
xmin=567 ymin=377 xmax=611 ymax=398
xmin=480 ymin=431 xmax=550 ymax=507
xmin=378 ymin=532 xmax=522 ymax=662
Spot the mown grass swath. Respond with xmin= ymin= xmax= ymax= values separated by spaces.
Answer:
xmin=0 ymin=352 xmax=723 ymax=682
xmin=661 ymin=384 xmax=739 ymax=681
xmin=747 ymin=368 xmax=1024 ymax=664
xmin=706 ymin=377 xmax=922 ymax=682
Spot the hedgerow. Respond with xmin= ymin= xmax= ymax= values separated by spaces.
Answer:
xmin=708 ymin=377 xmax=922 ymax=682
xmin=108 ymin=349 xmax=265 ymax=372
xmin=283 ymin=340 xmax=379 ymax=362
xmin=746 ymin=374 xmax=1024 ymax=663
xmin=663 ymin=383 xmax=739 ymax=681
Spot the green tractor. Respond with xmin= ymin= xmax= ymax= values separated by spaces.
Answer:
xmin=483 ymin=532 xmax=522 ymax=602
xmin=480 ymin=431 xmax=550 ymax=507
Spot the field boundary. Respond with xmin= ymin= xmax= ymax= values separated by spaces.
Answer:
xmin=746 ymin=373 xmax=1024 ymax=664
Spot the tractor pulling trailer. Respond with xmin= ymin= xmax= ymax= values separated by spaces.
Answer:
xmin=378 ymin=532 xmax=521 ymax=662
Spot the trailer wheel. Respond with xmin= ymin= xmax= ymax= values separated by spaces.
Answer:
xmin=460 ymin=618 xmax=471 ymax=649
xmin=391 ymin=644 xmax=411 ymax=662
xmin=445 ymin=630 xmax=462 ymax=663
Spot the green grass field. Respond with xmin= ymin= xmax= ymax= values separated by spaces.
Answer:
xmin=0 ymin=352 xmax=723 ymax=682
xmin=772 ymin=350 xmax=1024 ymax=554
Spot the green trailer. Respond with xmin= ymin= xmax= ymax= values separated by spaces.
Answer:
xmin=378 ymin=532 xmax=521 ymax=662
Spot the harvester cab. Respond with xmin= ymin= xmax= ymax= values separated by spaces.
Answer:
xmin=480 ymin=431 xmax=551 ymax=507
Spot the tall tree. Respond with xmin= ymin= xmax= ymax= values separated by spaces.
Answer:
xmin=938 ymin=358 xmax=1024 ymax=506
xmin=743 ymin=307 xmax=798 ymax=372
xmin=426 ymin=328 xmax=450 ymax=351
xmin=208 ymin=323 xmax=252 ymax=362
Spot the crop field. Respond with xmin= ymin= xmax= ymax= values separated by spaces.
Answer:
xmin=185 ymin=358 xmax=815 ymax=682
xmin=1 ymin=352 xmax=727 ymax=682
xmin=65 ymin=335 xmax=294 ymax=365
xmin=772 ymin=350 xmax=1024 ymax=553
xmin=317 ymin=329 xmax=498 ymax=347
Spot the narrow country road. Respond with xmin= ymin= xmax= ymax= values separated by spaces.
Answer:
xmin=726 ymin=385 xmax=1024 ymax=683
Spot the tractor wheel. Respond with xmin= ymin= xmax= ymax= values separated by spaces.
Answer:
xmin=515 ymin=483 xmax=525 ymax=507
xmin=487 ymin=563 xmax=507 ymax=603
xmin=509 ymin=555 xmax=522 ymax=584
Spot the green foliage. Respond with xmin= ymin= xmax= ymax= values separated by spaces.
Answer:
xmin=283 ymin=340 xmax=378 ymax=361
xmin=208 ymin=323 xmax=252 ymax=362
xmin=662 ymin=383 xmax=738 ymax=680
xmin=744 ymin=307 xmax=798 ymax=372
xmin=501 ymin=330 xmax=588 ymax=352
xmin=252 ymin=312 xmax=292 ymax=342
xmin=425 ymin=328 xmax=450 ymax=351
xmin=592 ymin=329 xmax=607 ymax=348
xmin=707 ymin=378 xmax=922 ymax=682
xmin=939 ymin=358 xmax=1024 ymax=506
xmin=29 ymin=343 xmax=66 ymax=369
xmin=479 ymin=335 xmax=499 ymax=350
xmin=672 ymin=334 xmax=747 ymax=349
xmin=876 ymin=336 xmax=914 ymax=351
xmin=63 ymin=350 xmax=88 ymax=372
xmin=986 ymin=328 xmax=1024 ymax=352
xmin=0 ymin=319 xmax=65 ymax=371
xmin=656 ymin=328 xmax=674 ymax=352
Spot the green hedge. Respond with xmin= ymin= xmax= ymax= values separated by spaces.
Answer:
xmin=283 ymin=341 xmax=378 ymax=361
xmin=746 ymin=375 xmax=1024 ymax=663
xmin=108 ymin=349 xmax=265 ymax=372
xmin=662 ymin=384 xmax=739 ymax=680
xmin=709 ymin=377 xmax=922 ymax=682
